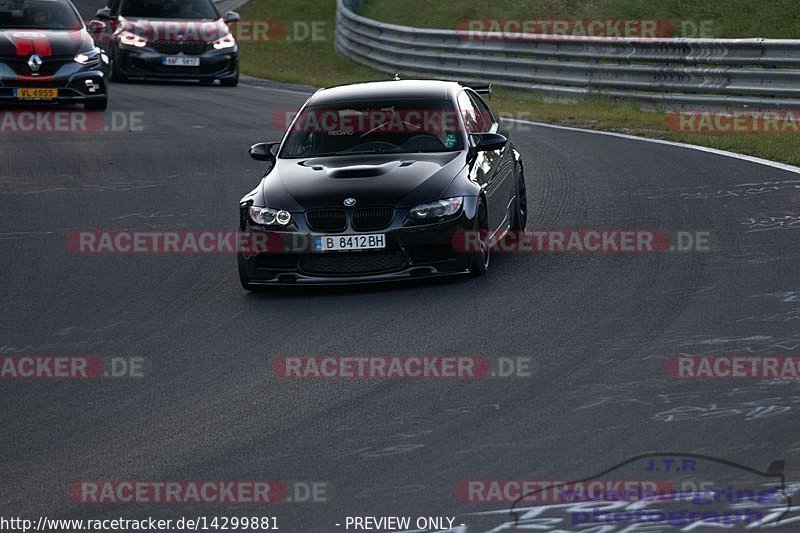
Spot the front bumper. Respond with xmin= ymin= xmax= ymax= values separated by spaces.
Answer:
xmin=246 ymin=266 xmax=468 ymax=287
xmin=238 ymin=200 xmax=480 ymax=286
xmin=0 ymin=63 xmax=108 ymax=105
xmin=115 ymin=44 xmax=238 ymax=81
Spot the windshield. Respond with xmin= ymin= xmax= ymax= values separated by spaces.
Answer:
xmin=0 ymin=0 xmax=82 ymax=30
xmin=280 ymin=99 xmax=465 ymax=158
xmin=121 ymin=0 xmax=218 ymax=20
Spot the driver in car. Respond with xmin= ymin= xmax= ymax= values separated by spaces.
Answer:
xmin=176 ymin=0 xmax=202 ymax=18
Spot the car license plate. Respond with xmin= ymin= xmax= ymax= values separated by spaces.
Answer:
xmin=14 ymin=88 xmax=58 ymax=100
xmin=162 ymin=56 xmax=200 ymax=67
xmin=316 ymin=234 xmax=386 ymax=252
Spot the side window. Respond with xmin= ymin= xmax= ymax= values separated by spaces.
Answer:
xmin=467 ymin=91 xmax=495 ymax=133
xmin=457 ymin=91 xmax=479 ymax=133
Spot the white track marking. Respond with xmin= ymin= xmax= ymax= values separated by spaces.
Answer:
xmin=506 ymin=118 xmax=800 ymax=175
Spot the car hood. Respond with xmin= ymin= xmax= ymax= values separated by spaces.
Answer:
xmin=120 ymin=18 xmax=228 ymax=42
xmin=260 ymin=152 xmax=466 ymax=211
xmin=0 ymin=29 xmax=91 ymax=58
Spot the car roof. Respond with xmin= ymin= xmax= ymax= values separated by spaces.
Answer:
xmin=307 ymin=80 xmax=463 ymax=105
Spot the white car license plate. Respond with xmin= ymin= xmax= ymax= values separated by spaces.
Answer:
xmin=162 ymin=56 xmax=200 ymax=67
xmin=316 ymin=234 xmax=386 ymax=252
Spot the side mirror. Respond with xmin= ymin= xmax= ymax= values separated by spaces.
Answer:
xmin=470 ymin=132 xmax=507 ymax=152
xmin=249 ymin=142 xmax=280 ymax=162
xmin=94 ymin=7 xmax=113 ymax=20
xmin=224 ymin=11 xmax=241 ymax=23
xmin=88 ymin=19 xmax=107 ymax=33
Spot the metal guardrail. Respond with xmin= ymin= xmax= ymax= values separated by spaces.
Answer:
xmin=335 ymin=0 xmax=800 ymax=108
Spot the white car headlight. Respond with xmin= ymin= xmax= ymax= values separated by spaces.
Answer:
xmin=213 ymin=34 xmax=236 ymax=50
xmin=409 ymin=197 xmax=463 ymax=220
xmin=74 ymin=47 xmax=103 ymax=64
xmin=119 ymin=30 xmax=147 ymax=48
xmin=249 ymin=206 xmax=292 ymax=226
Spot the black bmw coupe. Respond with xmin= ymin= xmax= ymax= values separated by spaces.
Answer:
xmin=237 ymin=80 xmax=527 ymax=289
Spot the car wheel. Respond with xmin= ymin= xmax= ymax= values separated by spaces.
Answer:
xmin=238 ymin=255 xmax=272 ymax=292
xmin=221 ymin=73 xmax=238 ymax=87
xmin=469 ymin=200 xmax=490 ymax=276
xmin=84 ymin=98 xmax=108 ymax=111
xmin=511 ymin=166 xmax=527 ymax=230
xmin=110 ymin=48 xmax=128 ymax=82
xmin=238 ymin=259 xmax=257 ymax=291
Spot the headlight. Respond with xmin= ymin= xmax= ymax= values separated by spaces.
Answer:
xmin=119 ymin=30 xmax=147 ymax=48
xmin=409 ymin=197 xmax=463 ymax=220
xmin=74 ymin=47 xmax=102 ymax=64
xmin=249 ymin=206 xmax=292 ymax=226
xmin=213 ymin=34 xmax=236 ymax=50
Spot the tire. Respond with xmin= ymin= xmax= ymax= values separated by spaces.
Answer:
xmin=238 ymin=257 xmax=257 ymax=291
xmin=110 ymin=49 xmax=128 ymax=82
xmin=220 ymin=73 xmax=238 ymax=87
xmin=238 ymin=256 xmax=274 ymax=292
xmin=469 ymin=200 xmax=490 ymax=276
xmin=239 ymin=273 xmax=257 ymax=292
xmin=84 ymin=98 xmax=107 ymax=111
xmin=511 ymin=166 xmax=528 ymax=230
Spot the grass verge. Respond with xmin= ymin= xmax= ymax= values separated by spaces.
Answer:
xmin=237 ymin=0 xmax=376 ymax=87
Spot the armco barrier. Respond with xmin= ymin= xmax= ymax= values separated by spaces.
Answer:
xmin=335 ymin=0 xmax=800 ymax=108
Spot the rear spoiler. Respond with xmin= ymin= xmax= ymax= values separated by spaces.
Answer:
xmin=466 ymin=83 xmax=493 ymax=99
